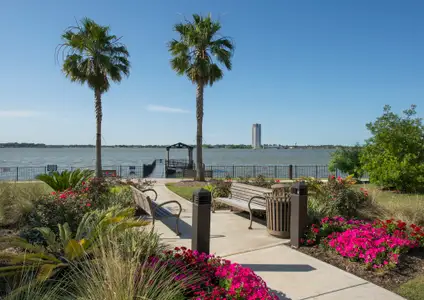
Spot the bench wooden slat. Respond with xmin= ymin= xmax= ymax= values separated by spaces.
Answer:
xmin=213 ymin=183 xmax=271 ymax=229
xmin=131 ymin=186 xmax=181 ymax=235
xmin=215 ymin=197 xmax=265 ymax=211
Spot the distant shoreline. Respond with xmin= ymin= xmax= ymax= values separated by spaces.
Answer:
xmin=0 ymin=145 xmax=343 ymax=150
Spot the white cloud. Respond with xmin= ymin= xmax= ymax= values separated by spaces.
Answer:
xmin=146 ymin=105 xmax=190 ymax=114
xmin=0 ymin=110 xmax=41 ymax=117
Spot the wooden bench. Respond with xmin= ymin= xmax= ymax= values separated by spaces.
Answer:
xmin=212 ymin=183 xmax=271 ymax=229
xmin=130 ymin=186 xmax=182 ymax=236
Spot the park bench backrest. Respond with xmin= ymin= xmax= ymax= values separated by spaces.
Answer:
xmin=230 ymin=183 xmax=268 ymax=206
xmin=131 ymin=186 xmax=153 ymax=216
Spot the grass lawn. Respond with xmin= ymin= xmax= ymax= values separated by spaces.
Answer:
xmin=359 ymin=183 xmax=424 ymax=204
xmin=165 ymin=182 xmax=207 ymax=201
xmin=397 ymin=275 xmax=424 ymax=300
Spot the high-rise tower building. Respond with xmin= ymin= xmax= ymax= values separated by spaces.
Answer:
xmin=252 ymin=124 xmax=262 ymax=149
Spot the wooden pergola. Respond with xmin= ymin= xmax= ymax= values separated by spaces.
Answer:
xmin=165 ymin=142 xmax=194 ymax=169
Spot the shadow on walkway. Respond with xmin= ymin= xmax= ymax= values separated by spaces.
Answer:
xmin=158 ymin=214 xmax=225 ymax=240
xmin=243 ymin=263 xmax=316 ymax=272
xmin=270 ymin=289 xmax=292 ymax=300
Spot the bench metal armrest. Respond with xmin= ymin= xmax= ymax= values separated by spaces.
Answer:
xmin=142 ymin=188 xmax=158 ymax=201
xmin=153 ymin=200 xmax=182 ymax=215
xmin=247 ymin=196 xmax=266 ymax=229
xmin=248 ymin=196 xmax=266 ymax=211
xmin=152 ymin=200 xmax=182 ymax=236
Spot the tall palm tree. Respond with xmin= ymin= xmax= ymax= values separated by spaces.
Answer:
xmin=57 ymin=18 xmax=130 ymax=177
xmin=168 ymin=14 xmax=234 ymax=181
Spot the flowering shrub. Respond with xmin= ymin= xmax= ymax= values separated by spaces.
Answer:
xmin=325 ymin=224 xmax=414 ymax=270
xmin=302 ymin=216 xmax=424 ymax=271
xmin=29 ymin=183 xmax=94 ymax=232
xmin=304 ymin=175 xmax=370 ymax=218
xmin=149 ymin=247 xmax=278 ymax=299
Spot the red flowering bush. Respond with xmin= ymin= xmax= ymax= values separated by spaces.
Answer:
xmin=302 ymin=216 xmax=424 ymax=271
xmin=148 ymin=247 xmax=278 ymax=299
xmin=28 ymin=179 xmax=102 ymax=233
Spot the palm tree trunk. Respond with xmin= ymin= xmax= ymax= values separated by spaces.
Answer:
xmin=196 ymin=82 xmax=205 ymax=181
xmin=95 ymin=89 xmax=103 ymax=178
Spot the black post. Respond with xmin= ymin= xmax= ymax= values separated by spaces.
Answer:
xmin=288 ymin=165 xmax=293 ymax=180
xmin=192 ymin=188 xmax=212 ymax=254
xmin=16 ymin=167 xmax=19 ymax=181
xmin=290 ymin=181 xmax=308 ymax=249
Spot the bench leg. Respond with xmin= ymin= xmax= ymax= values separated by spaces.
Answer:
xmin=151 ymin=217 xmax=156 ymax=234
xmin=175 ymin=218 xmax=181 ymax=236
xmin=248 ymin=210 xmax=253 ymax=230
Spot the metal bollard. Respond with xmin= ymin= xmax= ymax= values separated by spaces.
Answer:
xmin=191 ymin=188 xmax=212 ymax=254
xmin=290 ymin=181 xmax=308 ymax=248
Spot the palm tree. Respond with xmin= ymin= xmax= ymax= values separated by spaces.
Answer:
xmin=57 ymin=18 xmax=130 ymax=177
xmin=168 ymin=14 xmax=234 ymax=181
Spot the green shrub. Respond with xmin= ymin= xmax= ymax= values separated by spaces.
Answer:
xmin=69 ymin=230 xmax=187 ymax=300
xmin=360 ymin=105 xmax=424 ymax=192
xmin=26 ymin=178 xmax=135 ymax=234
xmin=206 ymin=180 xmax=232 ymax=198
xmin=304 ymin=176 xmax=370 ymax=218
xmin=328 ymin=145 xmax=363 ymax=179
xmin=2 ymin=228 xmax=170 ymax=300
xmin=0 ymin=183 xmax=47 ymax=228
xmin=36 ymin=169 xmax=94 ymax=192
xmin=238 ymin=175 xmax=278 ymax=189
xmin=0 ymin=206 xmax=149 ymax=292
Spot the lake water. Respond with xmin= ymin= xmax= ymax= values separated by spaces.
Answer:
xmin=0 ymin=148 xmax=334 ymax=167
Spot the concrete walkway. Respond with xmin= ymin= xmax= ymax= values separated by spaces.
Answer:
xmin=149 ymin=180 xmax=405 ymax=300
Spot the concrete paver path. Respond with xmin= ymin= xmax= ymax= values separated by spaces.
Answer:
xmin=149 ymin=180 xmax=405 ymax=300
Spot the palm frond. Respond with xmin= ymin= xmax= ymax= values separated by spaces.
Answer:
xmin=36 ymin=169 xmax=93 ymax=191
xmin=168 ymin=14 xmax=234 ymax=85
xmin=34 ymin=227 xmax=57 ymax=250
xmin=57 ymin=17 xmax=130 ymax=93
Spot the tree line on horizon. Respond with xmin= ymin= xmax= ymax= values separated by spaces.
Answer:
xmin=0 ymin=143 xmax=358 ymax=149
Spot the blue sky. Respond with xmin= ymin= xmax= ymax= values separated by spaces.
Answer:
xmin=0 ymin=0 xmax=423 ymax=146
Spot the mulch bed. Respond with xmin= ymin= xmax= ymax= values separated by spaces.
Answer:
xmin=296 ymin=245 xmax=424 ymax=293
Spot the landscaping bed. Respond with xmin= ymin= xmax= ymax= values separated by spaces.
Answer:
xmin=295 ymin=216 xmax=424 ymax=300
xmin=237 ymin=174 xmax=424 ymax=299
xmin=0 ymin=172 xmax=277 ymax=299
xmin=297 ymin=244 xmax=424 ymax=294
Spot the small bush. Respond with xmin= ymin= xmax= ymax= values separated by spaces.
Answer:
xmin=36 ymin=169 xmax=94 ymax=192
xmin=154 ymin=247 xmax=278 ymax=299
xmin=0 ymin=206 xmax=148 ymax=288
xmin=305 ymin=176 xmax=371 ymax=218
xmin=238 ymin=174 xmax=281 ymax=189
xmin=329 ymin=146 xmax=363 ymax=179
xmin=2 ymin=229 xmax=167 ymax=300
xmin=71 ymin=231 xmax=186 ymax=300
xmin=302 ymin=216 xmax=424 ymax=271
xmin=0 ymin=183 xmax=47 ymax=228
